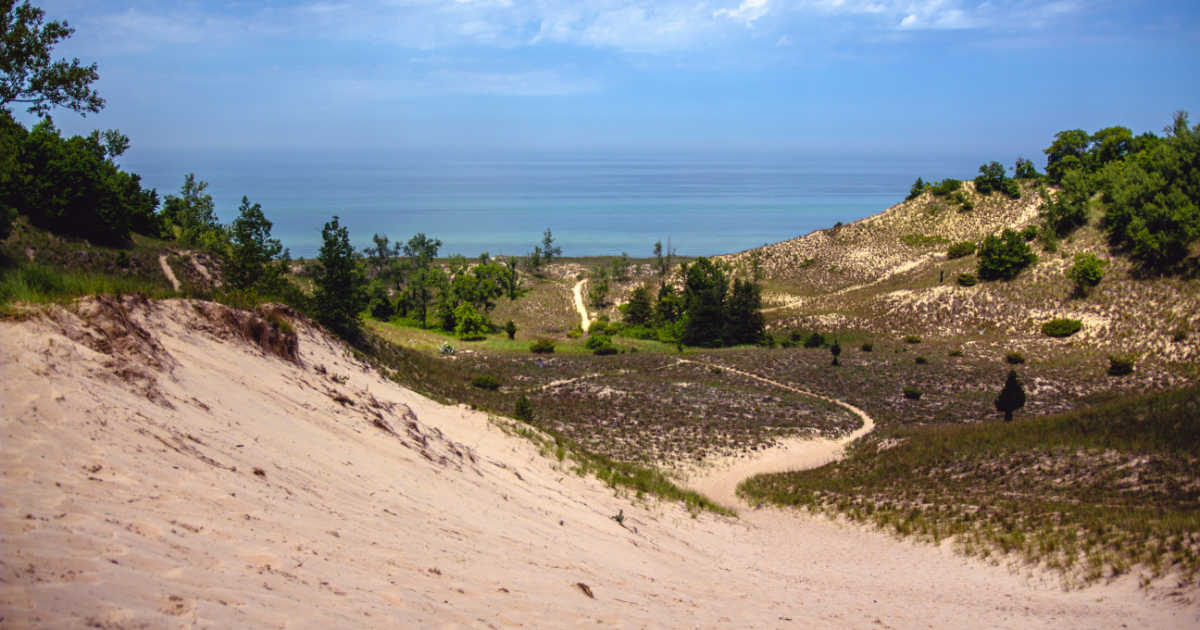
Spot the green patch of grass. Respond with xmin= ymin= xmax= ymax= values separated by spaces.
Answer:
xmin=900 ymin=233 xmax=950 ymax=248
xmin=739 ymin=386 xmax=1200 ymax=587
xmin=0 ymin=263 xmax=171 ymax=313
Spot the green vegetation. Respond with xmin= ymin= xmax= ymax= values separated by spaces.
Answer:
xmin=900 ymin=233 xmax=949 ymax=248
xmin=956 ymin=273 xmax=977 ymax=287
xmin=1 ymin=1 xmax=103 ymax=117
xmin=902 ymin=386 xmax=922 ymax=400
xmin=1041 ymin=318 xmax=1082 ymax=338
xmin=977 ymin=229 xmax=1037 ymax=281
xmin=1108 ymin=354 xmax=1136 ymax=376
xmin=973 ymin=161 xmax=1020 ymax=199
xmin=946 ymin=241 xmax=976 ymax=259
xmin=313 ymin=216 xmax=369 ymax=339
xmin=740 ymin=386 xmax=1200 ymax=586
xmin=529 ymin=338 xmax=556 ymax=354
xmin=0 ymin=262 xmax=167 ymax=311
xmin=471 ymin=374 xmax=501 ymax=390
xmin=906 ymin=177 xmax=925 ymax=201
xmin=1004 ymin=351 xmax=1025 ymax=364
xmin=929 ymin=178 xmax=962 ymax=197
xmin=1066 ymin=252 xmax=1106 ymax=297
xmin=994 ymin=369 xmax=1026 ymax=422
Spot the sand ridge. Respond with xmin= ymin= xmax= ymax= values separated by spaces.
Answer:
xmin=1 ymin=298 xmax=1193 ymax=628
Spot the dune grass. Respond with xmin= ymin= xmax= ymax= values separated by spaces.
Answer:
xmin=739 ymin=385 xmax=1200 ymax=587
xmin=0 ymin=262 xmax=172 ymax=314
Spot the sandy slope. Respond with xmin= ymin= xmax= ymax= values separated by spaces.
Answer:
xmin=1 ymin=298 xmax=1194 ymax=629
xmin=572 ymin=279 xmax=591 ymax=332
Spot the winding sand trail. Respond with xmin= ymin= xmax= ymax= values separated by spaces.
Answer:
xmin=572 ymin=278 xmax=591 ymax=331
xmin=675 ymin=358 xmax=875 ymax=508
xmin=157 ymin=254 xmax=181 ymax=292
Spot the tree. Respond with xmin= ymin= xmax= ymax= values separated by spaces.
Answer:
xmin=655 ymin=282 xmax=682 ymax=325
xmin=907 ymin=177 xmax=925 ymax=201
xmin=454 ymin=302 xmax=487 ymax=339
xmin=623 ymin=284 xmax=653 ymax=326
xmin=587 ymin=267 xmax=609 ymax=308
xmin=314 ymin=216 xmax=368 ymax=338
xmin=680 ymin=257 xmax=728 ymax=347
xmin=1066 ymin=252 xmax=1106 ymax=297
xmin=1040 ymin=167 xmax=1091 ymax=237
xmin=399 ymin=233 xmax=441 ymax=326
xmin=994 ymin=369 xmax=1026 ymax=422
xmin=504 ymin=319 xmax=517 ymax=340
xmin=225 ymin=196 xmax=282 ymax=290
xmin=973 ymin=161 xmax=1006 ymax=195
xmin=977 ymin=228 xmax=1037 ymax=281
xmin=1014 ymin=157 xmax=1039 ymax=180
xmin=1 ymin=1 xmax=103 ymax=117
xmin=1044 ymin=129 xmax=1090 ymax=184
xmin=513 ymin=394 xmax=533 ymax=422
xmin=830 ymin=339 xmax=841 ymax=366
xmin=161 ymin=173 xmax=220 ymax=247
xmin=724 ymin=278 xmax=764 ymax=345
xmin=541 ymin=228 xmax=562 ymax=263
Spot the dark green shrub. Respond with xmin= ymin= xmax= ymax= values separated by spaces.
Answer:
xmin=860 ymin=342 xmax=873 ymax=352
xmin=1003 ymin=179 xmax=1021 ymax=199
xmin=946 ymin=241 xmax=976 ymax=259
xmin=914 ymin=356 xmax=928 ymax=365
xmin=803 ymin=332 xmax=825 ymax=348
xmin=1005 ymin=351 xmax=1025 ymax=364
xmin=902 ymin=386 xmax=922 ymax=400
xmin=907 ymin=177 xmax=926 ymax=201
xmin=585 ymin=334 xmax=617 ymax=355
xmin=1173 ymin=327 xmax=1189 ymax=342
xmin=513 ymin=394 xmax=533 ymax=421
xmin=1041 ymin=318 xmax=1082 ymax=338
xmin=956 ymin=273 xmax=977 ymax=286
xmin=1107 ymin=354 xmax=1135 ymax=376
xmin=977 ymin=229 xmax=1037 ymax=281
xmin=948 ymin=349 xmax=964 ymax=357
xmin=1066 ymin=252 xmax=1106 ymax=296
xmin=903 ymin=335 xmax=921 ymax=344
xmin=471 ymin=375 xmax=501 ymax=390
xmin=1020 ymin=225 xmax=1039 ymax=241
xmin=504 ymin=320 xmax=517 ymax=340
xmin=930 ymin=179 xmax=962 ymax=197
xmin=529 ymin=338 xmax=556 ymax=354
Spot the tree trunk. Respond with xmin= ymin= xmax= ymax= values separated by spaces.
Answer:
xmin=1004 ymin=410 xmax=1013 ymax=422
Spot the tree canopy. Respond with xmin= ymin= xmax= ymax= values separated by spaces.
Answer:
xmin=1 ymin=1 xmax=103 ymax=117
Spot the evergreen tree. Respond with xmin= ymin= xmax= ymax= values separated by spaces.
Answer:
xmin=225 ymin=196 xmax=282 ymax=290
xmin=623 ymin=285 xmax=653 ymax=326
xmin=314 ymin=216 xmax=368 ymax=339
xmin=995 ymin=369 xmax=1026 ymax=422
xmin=724 ymin=278 xmax=764 ymax=345
xmin=830 ymin=339 xmax=841 ymax=365
xmin=907 ymin=177 xmax=926 ymax=201
xmin=541 ymin=228 xmax=562 ymax=263
xmin=680 ymin=257 xmax=728 ymax=347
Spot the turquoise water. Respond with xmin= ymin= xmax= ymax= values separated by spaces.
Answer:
xmin=121 ymin=149 xmax=982 ymax=258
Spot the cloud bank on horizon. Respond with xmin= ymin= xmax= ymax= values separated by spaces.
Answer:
xmin=25 ymin=0 xmax=1200 ymax=157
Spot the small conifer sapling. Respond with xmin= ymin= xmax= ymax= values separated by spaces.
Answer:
xmin=995 ymin=369 xmax=1026 ymax=422
xmin=830 ymin=339 xmax=841 ymax=365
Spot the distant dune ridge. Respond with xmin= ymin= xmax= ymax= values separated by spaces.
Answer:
xmin=2 ymin=295 xmax=1194 ymax=628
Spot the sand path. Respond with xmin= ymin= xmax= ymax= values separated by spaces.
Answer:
xmin=572 ymin=278 xmax=591 ymax=331
xmin=157 ymin=254 xmax=180 ymax=292
xmin=674 ymin=358 xmax=874 ymax=508
xmin=1 ymin=299 xmax=1193 ymax=628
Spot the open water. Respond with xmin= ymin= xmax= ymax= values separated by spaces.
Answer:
xmin=121 ymin=148 xmax=983 ymax=259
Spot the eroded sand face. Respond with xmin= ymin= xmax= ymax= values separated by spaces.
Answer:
xmin=1 ymin=299 xmax=1193 ymax=628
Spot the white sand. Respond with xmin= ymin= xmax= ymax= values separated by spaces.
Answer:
xmin=572 ymin=279 xmax=591 ymax=332
xmin=1 ymin=299 xmax=1194 ymax=628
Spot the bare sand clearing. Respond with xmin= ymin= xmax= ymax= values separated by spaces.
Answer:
xmin=572 ymin=279 xmax=591 ymax=332
xmin=1 ymin=299 xmax=1194 ymax=628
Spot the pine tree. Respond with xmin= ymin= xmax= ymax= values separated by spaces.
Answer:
xmin=830 ymin=339 xmax=841 ymax=365
xmin=995 ymin=369 xmax=1026 ymax=422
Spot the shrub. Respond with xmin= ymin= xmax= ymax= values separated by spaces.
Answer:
xmin=504 ymin=320 xmax=517 ymax=340
xmin=471 ymin=375 xmax=501 ymax=390
xmin=860 ymin=342 xmax=873 ymax=352
xmin=901 ymin=233 xmax=949 ymax=248
xmin=803 ymin=332 xmax=825 ymax=348
xmin=1003 ymin=179 xmax=1021 ymax=199
xmin=948 ymin=349 xmax=964 ymax=357
xmin=513 ymin=394 xmax=533 ymax=421
xmin=1020 ymin=225 xmax=1039 ymax=241
xmin=946 ymin=241 xmax=976 ymax=259
xmin=930 ymin=179 xmax=962 ymax=197
xmin=1066 ymin=252 xmax=1106 ymax=296
xmin=1174 ymin=327 xmax=1189 ymax=342
xmin=914 ymin=356 xmax=928 ymax=365
xmin=907 ymin=177 xmax=926 ymax=201
xmin=454 ymin=303 xmax=487 ymax=340
xmin=902 ymin=386 xmax=922 ymax=400
xmin=995 ymin=369 xmax=1026 ymax=422
xmin=956 ymin=273 xmax=977 ymax=287
xmin=439 ymin=342 xmax=455 ymax=356
xmin=529 ymin=338 xmax=556 ymax=354
xmin=1041 ymin=318 xmax=1082 ymax=338
xmin=585 ymin=334 xmax=617 ymax=355
xmin=977 ymin=229 xmax=1037 ymax=281
xmin=1107 ymin=354 xmax=1135 ymax=376
xmin=903 ymin=335 xmax=921 ymax=344
xmin=1005 ymin=351 xmax=1025 ymax=364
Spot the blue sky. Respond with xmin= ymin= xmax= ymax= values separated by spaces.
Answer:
xmin=19 ymin=0 xmax=1200 ymax=159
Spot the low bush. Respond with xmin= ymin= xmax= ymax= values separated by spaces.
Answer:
xmin=903 ymin=335 xmax=921 ymax=344
xmin=1005 ymin=351 xmax=1026 ymax=364
xmin=471 ymin=375 xmax=501 ymax=390
xmin=930 ymin=179 xmax=962 ymax=197
xmin=803 ymin=332 xmax=825 ymax=348
xmin=529 ymin=338 xmax=556 ymax=354
xmin=1041 ymin=318 xmax=1082 ymax=338
xmin=948 ymin=349 xmax=964 ymax=357
xmin=946 ymin=241 xmax=976 ymax=259
xmin=860 ymin=342 xmax=873 ymax=352
xmin=956 ymin=273 xmax=977 ymax=287
xmin=585 ymin=334 xmax=618 ymax=355
xmin=915 ymin=356 xmax=928 ymax=365
xmin=902 ymin=386 xmax=922 ymax=400
xmin=513 ymin=394 xmax=533 ymax=421
xmin=1108 ymin=354 xmax=1135 ymax=376
xmin=977 ymin=229 xmax=1037 ymax=281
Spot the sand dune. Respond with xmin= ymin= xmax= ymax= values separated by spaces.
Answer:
xmin=1 ymin=298 xmax=1192 ymax=628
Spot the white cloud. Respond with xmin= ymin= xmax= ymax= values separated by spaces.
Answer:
xmin=714 ymin=0 xmax=771 ymax=25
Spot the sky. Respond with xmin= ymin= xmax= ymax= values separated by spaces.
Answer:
xmin=15 ymin=0 xmax=1200 ymax=159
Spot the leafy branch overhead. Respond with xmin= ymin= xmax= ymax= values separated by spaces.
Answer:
xmin=1 ymin=0 xmax=104 ymax=116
